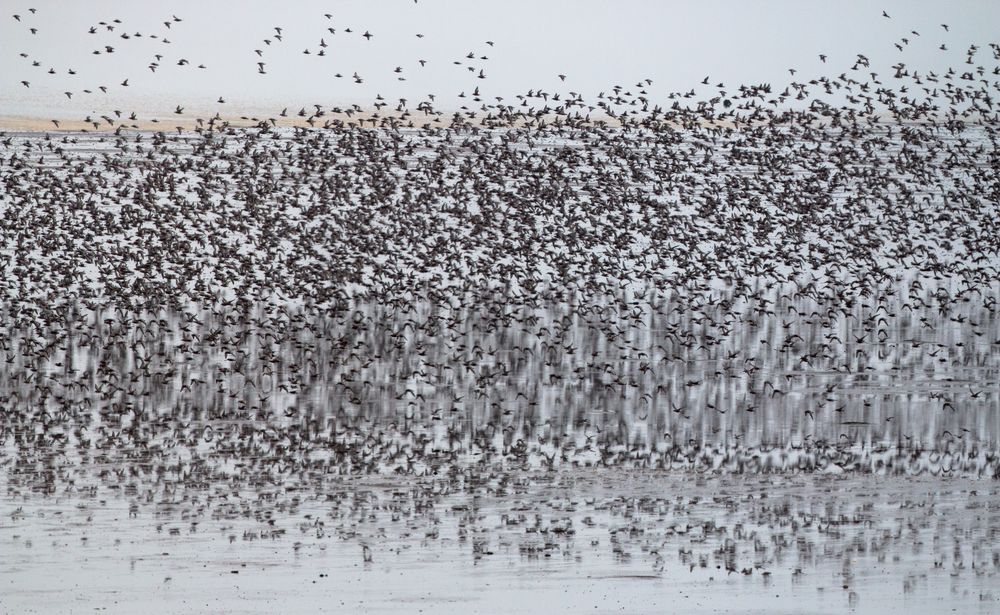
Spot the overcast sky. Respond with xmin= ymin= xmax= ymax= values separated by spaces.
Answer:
xmin=2 ymin=0 xmax=999 ymax=124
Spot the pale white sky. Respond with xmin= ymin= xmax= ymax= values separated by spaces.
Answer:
xmin=2 ymin=0 xmax=998 ymax=123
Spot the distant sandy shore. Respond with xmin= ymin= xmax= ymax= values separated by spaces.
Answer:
xmin=0 ymin=112 xmax=424 ymax=132
xmin=0 ymin=111 xmax=962 ymax=134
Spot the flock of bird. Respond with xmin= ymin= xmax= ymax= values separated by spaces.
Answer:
xmin=2 ymin=6 xmax=999 ymax=481
xmin=1 ymin=6 xmax=999 ymax=607
xmin=10 ymin=6 xmax=497 ymax=126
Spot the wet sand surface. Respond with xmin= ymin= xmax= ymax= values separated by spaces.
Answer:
xmin=2 ymin=472 xmax=999 ymax=614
